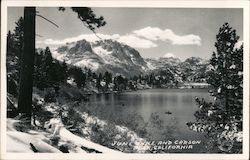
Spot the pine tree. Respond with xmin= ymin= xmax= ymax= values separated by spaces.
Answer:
xmin=33 ymin=47 xmax=54 ymax=90
xmin=7 ymin=31 xmax=15 ymax=56
xmin=92 ymin=72 xmax=97 ymax=80
xmin=149 ymin=73 xmax=154 ymax=86
xmin=34 ymin=48 xmax=66 ymax=91
xmin=188 ymin=23 xmax=243 ymax=153
xmin=61 ymin=60 xmax=68 ymax=82
xmin=104 ymin=71 xmax=112 ymax=90
xmin=44 ymin=47 xmax=53 ymax=67
xmin=13 ymin=17 xmax=24 ymax=60
xmin=43 ymin=47 xmax=55 ymax=87
xmin=7 ymin=30 xmax=18 ymax=96
xmin=6 ymin=17 xmax=24 ymax=96
xmin=207 ymin=23 xmax=242 ymax=124
xmin=87 ymin=68 xmax=92 ymax=81
xmin=72 ymin=67 xmax=86 ymax=88
xmin=96 ymin=73 xmax=103 ymax=90
xmin=113 ymin=77 xmax=118 ymax=91
xmin=34 ymin=49 xmax=48 ymax=90
xmin=50 ymin=61 xmax=61 ymax=93
xmin=116 ymin=75 xmax=126 ymax=91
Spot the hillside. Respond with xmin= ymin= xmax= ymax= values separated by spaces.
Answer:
xmin=53 ymin=39 xmax=150 ymax=77
xmin=52 ymin=38 xmax=209 ymax=84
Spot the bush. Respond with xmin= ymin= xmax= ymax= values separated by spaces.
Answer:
xmin=44 ymin=88 xmax=56 ymax=102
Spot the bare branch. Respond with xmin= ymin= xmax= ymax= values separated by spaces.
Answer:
xmin=36 ymin=34 xmax=43 ymax=37
xmin=92 ymin=29 xmax=103 ymax=40
xmin=82 ymin=22 xmax=102 ymax=41
xmin=36 ymin=14 xmax=59 ymax=28
xmin=7 ymin=96 xmax=16 ymax=108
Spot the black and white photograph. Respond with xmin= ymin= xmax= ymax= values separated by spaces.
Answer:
xmin=1 ymin=0 xmax=249 ymax=159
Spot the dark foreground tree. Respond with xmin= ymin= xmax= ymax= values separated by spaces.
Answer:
xmin=18 ymin=7 xmax=36 ymax=121
xmin=187 ymin=23 xmax=243 ymax=153
xmin=17 ymin=7 xmax=106 ymax=124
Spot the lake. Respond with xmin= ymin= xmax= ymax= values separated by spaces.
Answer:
xmin=80 ymin=88 xmax=213 ymax=153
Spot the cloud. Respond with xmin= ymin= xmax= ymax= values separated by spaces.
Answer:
xmin=133 ymin=26 xmax=201 ymax=46
xmin=163 ymin=53 xmax=175 ymax=58
xmin=37 ymin=26 xmax=201 ymax=49
xmin=38 ymin=33 xmax=157 ymax=49
xmin=38 ymin=34 xmax=120 ymax=45
xmin=118 ymin=34 xmax=157 ymax=48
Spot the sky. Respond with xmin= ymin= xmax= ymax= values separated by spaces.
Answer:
xmin=7 ymin=7 xmax=243 ymax=61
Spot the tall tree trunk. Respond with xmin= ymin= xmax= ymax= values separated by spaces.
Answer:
xmin=17 ymin=7 xmax=36 ymax=124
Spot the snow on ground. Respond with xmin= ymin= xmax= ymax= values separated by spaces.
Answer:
xmin=185 ymin=82 xmax=209 ymax=86
xmin=66 ymin=78 xmax=76 ymax=86
xmin=146 ymin=61 xmax=156 ymax=70
xmin=44 ymin=118 xmax=121 ymax=153
xmin=92 ymin=46 xmax=121 ymax=65
xmin=7 ymin=116 xmax=122 ymax=153
xmin=93 ymin=46 xmax=112 ymax=56
xmin=51 ymin=50 xmax=66 ymax=62
xmin=7 ymin=119 xmax=61 ymax=153
xmin=181 ymin=82 xmax=210 ymax=89
xmin=74 ymin=59 xmax=100 ymax=71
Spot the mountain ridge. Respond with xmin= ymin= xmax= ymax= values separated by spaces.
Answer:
xmin=52 ymin=38 xmax=209 ymax=81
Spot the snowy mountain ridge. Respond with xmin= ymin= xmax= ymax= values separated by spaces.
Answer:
xmin=52 ymin=38 xmax=209 ymax=79
xmin=53 ymin=39 xmax=150 ymax=77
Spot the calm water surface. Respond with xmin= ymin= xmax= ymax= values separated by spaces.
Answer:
xmin=80 ymin=88 xmax=213 ymax=152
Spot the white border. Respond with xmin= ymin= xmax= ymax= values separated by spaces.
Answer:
xmin=1 ymin=0 xmax=249 ymax=160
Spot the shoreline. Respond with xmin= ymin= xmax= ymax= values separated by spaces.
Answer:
xmin=86 ymin=83 xmax=211 ymax=96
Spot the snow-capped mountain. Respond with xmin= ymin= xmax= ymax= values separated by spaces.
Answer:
xmin=145 ymin=57 xmax=183 ymax=83
xmin=179 ymin=57 xmax=209 ymax=82
xmin=145 ymin=57 xmax=181 ymax=70
xmin=52 ymin=38 xmax=209 ymax=81
xmin=145 ymin=56 xmax=209 ymax=83
xmin=53 ymin=39 xmax=149 ymax=77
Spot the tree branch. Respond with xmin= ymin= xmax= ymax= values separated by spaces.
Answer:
xmin=82 ymin=22 xmax=102 ymax=40
xmin=36 ymin=34 xmax=43 ymax=37
xmin=36 ymin=14 xmax=59 ymax=28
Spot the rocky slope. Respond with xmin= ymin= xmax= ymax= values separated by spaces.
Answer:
xmin=145 ymin=56 xmax=209 ymax=83
xmin=179 ymin=57 xmax=209 ymax=82
xmin=52 ymin=38 xmax=209 ymax=82
xmin=53 ymin=39 xmax=150 ymax=77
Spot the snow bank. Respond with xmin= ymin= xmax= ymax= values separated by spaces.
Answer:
xmin=44 ymin=118 xmax=121 ymax=153
xmin=7 ymin=119 xmax=61 ymax=153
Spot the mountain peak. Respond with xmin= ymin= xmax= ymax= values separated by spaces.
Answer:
xmin=184 ymin=57 xmax=208 ymax=65
xmin=54 ymin=38 xmax=149 ymax=77
xmin=162 ymin=53 xmax=176 ymax=58
xmin=57 ymin=39 xmax=93 ymax=54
